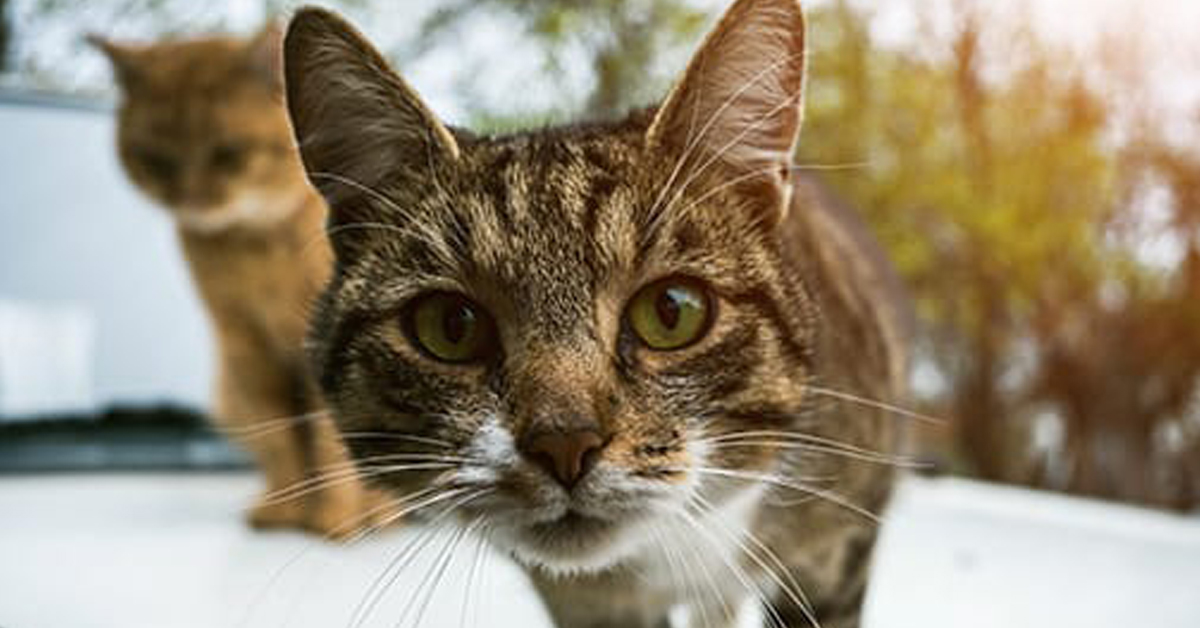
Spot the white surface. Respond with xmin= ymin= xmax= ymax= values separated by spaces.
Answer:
xmin=865 ymin=478 xmax=1200 ymax=627
xmin=0 ymin=299 xmax=95 ymax=416
xmin=0 ymin=99 xmax=212 ymax=415
xmin=1 ymin=474 xmax=1198 ymax=628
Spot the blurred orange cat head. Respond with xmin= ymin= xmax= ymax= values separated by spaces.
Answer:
xmin=91 ymin=27 xmax=309 ymax=232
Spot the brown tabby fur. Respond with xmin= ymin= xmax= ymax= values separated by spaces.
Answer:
xmin=92 ymin=28 xmax=387 ymax=538
xmin=286 ymin=0 xmax=908 ymax=624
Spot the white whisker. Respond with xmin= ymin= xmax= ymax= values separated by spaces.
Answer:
xmin=339 ymin=432 xmax=456 ymax=449
xmin=688 ymin=466 xmax=881 ymax=525
xmin=260 ymin=462 xmax=454 ymax=507
xmin=348 ymin=488 xmax=490 ymax=628
xmin=692 ymin=493 xmax=822 ymax=628
xmin=806 ymin=385 xmax=946 ymax=426
xmin=697 ymin=429 xmax=925 ymax=469
xmin=673 ymin=506 xmax=789 ymax=628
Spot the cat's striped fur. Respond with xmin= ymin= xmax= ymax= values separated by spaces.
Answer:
xmin=285 ymin=0 xmax=908 ymax=625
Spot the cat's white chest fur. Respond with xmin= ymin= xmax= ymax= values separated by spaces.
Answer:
xmin=635 ymin=483 xmax=768 ymax=618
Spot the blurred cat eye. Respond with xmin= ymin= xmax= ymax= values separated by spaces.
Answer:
xmin=404 ymin=292 xmax=497 ymax=363
xmin=627 ymin=277 xmax=713 ymax=350
xmin=134 ymin=147 xmax=177 ymax=181
xmin=210 ymin=143 xmax=247 ymax=171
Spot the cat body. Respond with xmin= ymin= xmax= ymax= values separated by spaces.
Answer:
xmin=92 ymin=29 xmax=384 ymax=536
xmin=285 ymin=0 xmax=906 ymax=624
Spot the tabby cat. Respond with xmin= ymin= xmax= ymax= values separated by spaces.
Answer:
xmin=91 ymin=27 xmax=385 ymax=537
xmin=285 ymin=0 xmax=907 ymax=624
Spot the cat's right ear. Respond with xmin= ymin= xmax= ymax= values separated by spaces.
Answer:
xmin=646 ymin=0 xmax=806 ymax=224
xmin=245 ymin=22 xmax=284 ymax=92
xmin=86 ymin=35 xmax=144 ymax=92
xmin=283 ymin=8 xmax=459 ymax=211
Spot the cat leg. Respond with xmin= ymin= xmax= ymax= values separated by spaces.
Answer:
xmin=537 ymin=606 xmax=671 ymax=628
xmin=681 ymin=600 xmax=741 ymax=628
xmin=213 ymin=356 xmax=310 ymax=531
xmin=303 ymin=412 xmax=399 ymax=539
xmin=771 ymin=604 xmax=860 ymax=628
xmin=764 ymin=580 xmax=864 ymax=628
xmin=530 ymin=569 xmax=672 ymax=628
xmin=763 ymin=530 xmax=876 ymax=628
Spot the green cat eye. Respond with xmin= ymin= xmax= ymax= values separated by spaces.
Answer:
xmin=627 ymin=277 xmax=713 ymax=350
xmin=406 ymin=292 xmax=496 ymax=363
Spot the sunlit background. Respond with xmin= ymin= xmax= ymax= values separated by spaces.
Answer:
xmin=1 ymin=1 xmax=1199 ymax=627
xmin=4 ymin=0 xmax=1199 ymax=505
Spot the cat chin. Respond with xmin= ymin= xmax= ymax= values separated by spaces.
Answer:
xmin=497 ymin=514 xmax=652 ymax=576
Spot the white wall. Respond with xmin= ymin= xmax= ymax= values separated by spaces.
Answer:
xmin=0 ymin=94 xmax=212 ymax=417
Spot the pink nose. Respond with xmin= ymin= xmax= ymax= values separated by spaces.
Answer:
xmin=521 ymin=429 xmax=605 ymax=488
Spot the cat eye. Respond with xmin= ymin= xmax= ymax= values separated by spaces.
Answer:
xmin=210 ymin=143 xmax=248 ymax=171
xmin=134 ymin=148 xmax=177 ymax=181
xmin=404 ymin=292 xmax=497 ymax=364
xmin=627 ymin=277 xmax=714 ymax=351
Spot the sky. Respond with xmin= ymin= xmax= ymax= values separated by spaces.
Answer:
xmin=1016 ymin=0 xmax=1200 ymax=120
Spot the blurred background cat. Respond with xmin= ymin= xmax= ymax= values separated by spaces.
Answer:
xmin=90 ymin=26 xmax=386 ymax=537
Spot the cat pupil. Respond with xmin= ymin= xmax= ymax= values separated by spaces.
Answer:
xmin=443 ymin=304 xmax=474 ymax=344
xmin=656 ymin=289 xmax=683 ymax=329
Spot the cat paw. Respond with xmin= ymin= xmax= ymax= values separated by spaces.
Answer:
xmin=304 ymin=488 xmax=402 ymax=541
xmin=363 ymin=488 xmax=404 ymax=529
xmin=246 ymin=495 xmax=307 ymax=531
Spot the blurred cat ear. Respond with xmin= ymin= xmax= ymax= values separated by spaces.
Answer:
xmin=283 ymin=8 xmax=460 ymax=208
xmin=86 ymin=34 xmax=145 ymax=91
xmin=244 ymin=22 xmax=284 ymax=91
xmin=646 ymin=0 xmax=806 ymax=220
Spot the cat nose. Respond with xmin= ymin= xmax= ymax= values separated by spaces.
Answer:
xmin=521 ymin=429 xmax=605 ymax=489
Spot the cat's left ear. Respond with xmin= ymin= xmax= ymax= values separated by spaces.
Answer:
xmin=244 ymin=22 xmax=284 ymax=91
xmin=647 ymin=0 xmax=806 ymax=223
xmin=283 ymin=8 xmax=460 ymax=210
xmin=86 ymin=34 xmax=145 ymax=92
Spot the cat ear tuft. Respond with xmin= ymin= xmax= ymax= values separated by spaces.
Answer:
xmin=87 ymin=34 xmax=145 ymax=91
xmin=647 ymin=0 xmax=806 ymax=218
xmin=244 ymin=21 xmax=284 ymax=91
xmin=283 ymin=8 xmax=459 ymax=208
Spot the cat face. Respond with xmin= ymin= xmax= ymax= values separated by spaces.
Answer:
xmin=93 ymin=29 xmax=308 ymax=231
xmin=286 ymin=0 xmax=813 ymax=573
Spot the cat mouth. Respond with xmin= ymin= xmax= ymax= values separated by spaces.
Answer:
xmin=510 ymin=510 xmax=629 ymax=572
xmin=527 ymin=510 xmax=612 ymax=541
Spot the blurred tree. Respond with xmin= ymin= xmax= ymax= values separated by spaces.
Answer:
xmin=12 ymin=0 xmax=222 ymax=89
xmin=1031 ymin=132 xmax=1200 ymax=507
xmin=801 ymin=2 xmax=1107 ymax=477
xmin=798 ymin=1 xmax=1200 ymax=509
xmin=411 ymin=0 xmax=708 ymax=120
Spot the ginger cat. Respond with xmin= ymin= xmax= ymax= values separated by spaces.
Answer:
xmin=91 ymin=27 xmax=388 ymax=538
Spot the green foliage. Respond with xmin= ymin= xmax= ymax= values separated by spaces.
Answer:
xmin=798 ymin=3 xmax=1199 ymax=506
xmin=802 ymin=5 xmax=1118 ymax=343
